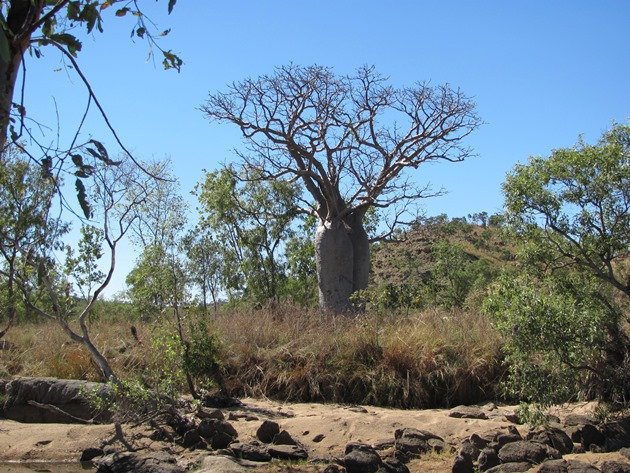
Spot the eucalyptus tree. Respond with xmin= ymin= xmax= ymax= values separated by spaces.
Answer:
xmin=203 ymin=65 xmax=480 ymax=311
xmin=196 ymin=166 xmax=300 ymax=305
xmin=486 ymin=123 xmax=630 ymax=406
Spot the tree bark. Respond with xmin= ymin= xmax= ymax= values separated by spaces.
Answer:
xmin=314 ymin=214 xmax=370 ymax=312
xmin=0 ymin=1 xmax=45 ymax=151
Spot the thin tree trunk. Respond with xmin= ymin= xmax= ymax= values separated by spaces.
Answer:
xmin=0 ymin=1 xmax=45 ymax=150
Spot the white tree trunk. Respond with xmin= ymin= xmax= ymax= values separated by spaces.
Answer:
xmin=315 ymin=217 xmax=370 ymax=312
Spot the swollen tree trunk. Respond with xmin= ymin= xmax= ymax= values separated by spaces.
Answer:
xmin=314 ymin=213 xmax=370 ymax=312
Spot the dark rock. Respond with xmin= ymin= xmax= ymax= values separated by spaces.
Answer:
xmin=323 ymin=465 xmax=345 ymax=473
xmin=201 ymin=394 xmax=242 ymax=408
xmin=527 ymin=427 xmax=574 ymax=455
xmin=343 ymin=446 xmax=382 ymax=473
xmin=212 ymin=431 xmax=236 ymax=449
xmin=448 ymin=405 xmax=488 ymax=419
xmin=379 ymin=458 xmax=410 ymax=473
xmin=198 ymin=418 xmax=238 ymax=441
xmin=197 ymin=407 xmax=225 ymax=420
xmin=3 ymin=377 xmax=111 ymax=423
xmin=600 ymin=418 xmax=630 ymax=451
xmin=564 ymin=414 xmax=597 ymax=426
xmin=229 ymin=442 xmax=272 ymax=462
xmin=485 ymin=463 xmax=533 ymax=473
xmin=373 ymin=439 xmax=395 ymax=450
xmin=497 ymin=433 xmax=522 ymax=447
xmin=256 ymin=419 xmax=280 ymax=443
xmin=451 ymin=453 xmax=474 ymax=473
xmin=313 ymin=434 xmax=326 ymax=442
xmin=459 ymin=439 xmax=480 ymax=461
xmin=600 ymin=461 xmax=630 ymax=473
xmin=504 ymin=411 xmax=521 ymax=424
xmin=347 ymin=405 xmax=369 ymax=413
xmin=95 ymin=451 xmax=184 ymax=473
xmin=346 ymin=442 xmax=376 ymax=454
xmin=182 ymin=429 xmax=203 ymax=448
xmin=394 ymin=428 xmax=444 ymax=456
xmin=267 ymin=444 xmax=308 ymax=461
xmin=470 ymin=433 xmax=491 ymax=450
xmin=538 ymin=459 xmax=601 ymax=472
xmin=273 ymin=429 xmax=297 ymax=445
xmin=196 ymin=455 xmax=264 ymax=472
xmin=579 ymin=424 xmax=606 ymax=451
xmin=620 ymin=447 xmax=630 ymax=459
xmin=573 ymin=444 xmax=585 ymax=454
xmin=478 ymin=448 xmax=500 ymax=471
xmin=498 ymin=441 xmax=547 ymax=464
xmin=80 ymin=447 xmax=104 ymax=462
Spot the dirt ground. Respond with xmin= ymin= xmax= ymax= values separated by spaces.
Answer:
xmin=0 ymin=398 xmax=627 ymax=472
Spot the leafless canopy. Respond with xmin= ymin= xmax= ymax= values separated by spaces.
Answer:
xmin=202 ymin=65 xmax=481 ymax=224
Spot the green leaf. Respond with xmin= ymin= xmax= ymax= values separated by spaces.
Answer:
xmin=66 ymin=1 xmax=81 ymax=20
xmin=75 ymin=178 xmax=92 ymax=219
xmin=136 ymin=26 xmax=146 ymax=38
xmin=115 ymin=7 xmax=129 ymax=17
xmin=49 ymin=33 xmax=82 ymax=57
xmin=168 ymin=0 xmax=177 ymax=14
xmin=162 ymin=50 xmax=183 ymax=72
xmin=71 ymin=154 xmax=84 ymax=167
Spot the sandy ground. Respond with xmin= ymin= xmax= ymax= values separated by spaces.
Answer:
xmin=0 ymin=398 xmax=627 ymax=472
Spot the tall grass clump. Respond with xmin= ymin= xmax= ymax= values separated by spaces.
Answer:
xmin=1 ymin=305 xmax=504 ymax=408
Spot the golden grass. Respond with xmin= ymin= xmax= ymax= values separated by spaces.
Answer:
xmin=0 ymin=305 xmax=505 ymax=408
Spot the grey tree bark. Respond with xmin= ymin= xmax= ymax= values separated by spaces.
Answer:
xmin=315 ymin=213 xmax=369 ymax=312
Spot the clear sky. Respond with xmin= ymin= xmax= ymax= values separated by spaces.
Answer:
xmin=20 ymin=1 xmax=630 ymax=296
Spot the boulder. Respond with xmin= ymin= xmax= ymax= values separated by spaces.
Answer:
xmin=485 ymin=463 xmax=533 ymax=473
xmin=478 ymin=448 xmax=500 ymax=471
xmin=600 ymin=418 xmax=630 ymax=451
xmin=343 ymin=444 xmax=382 ymax=473
xmin=564 ymin=414 xmax=597 ymax=426
xmin=537 ymin=459 xmax=601 ymax=472
xmin=267 ymin=444 xmax=308 ymax=461
xmin=197 ymin=418 xmax=238 ymax=450
xmin=95 ymin=451 xmax=184 ymax=473
xmin=600 ymin=461 xmax=630 ymax=473
xmin=498 ymin=441 xmax=547 ymax=465
xmin=577 ymin=424 xmax=606 ymax=450
xmin=452 ymin=452 xmax=474 ymax=473
xmin=448 ymin=405 xmax=489 ymax=419
xmin=80 ymin=447 xmax=105 ymax=462
xmin=273 ymin=429 xmax=298 ymax=445
xmin=527 ymin=427 xmax=573 ymax=455
xmin=197 ymin=407 xmax=225 ymax=420
xmin=229 ymin=442 xmax=271 ymax=462
xmin=394 ymin=428 xmax=445 ymax=457
xmin=3 ymin=377 xmax=111 ymax=423
xmin=256 ymin=420 xmax=280 ymax=443
xmin=196 ymin=455 xmax=262 ymax=472
xmin=379 ymin=458 xmax=410 ymax=473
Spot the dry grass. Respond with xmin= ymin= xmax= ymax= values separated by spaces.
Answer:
xmin=0 ymin=305 xmax=505 ymax=408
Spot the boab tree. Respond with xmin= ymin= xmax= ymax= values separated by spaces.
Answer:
xmin=203 ymin=65 xmax=481 ymax=311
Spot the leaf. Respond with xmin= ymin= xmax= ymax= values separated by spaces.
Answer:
xmin=100 ymin=1 xmax=111 ymax=10
xmin=160 ymin=29 xmax=171 ymax=37
xmin=87 ymin=139 xmax=122 ymax=165
xmin=71 ymin=154 xmax=84 ymax=167
xmin=66 ymin=1 xmax=81 ymax=20
xmin=75 ymin=178 xmax=92 ymax=219
xmin=115 ymin=7 xmax=129 ymax=17
xmin=136 ymin=26 xmax=145 ymax=38
xmin=49 ymin=33 xmax=82 ymax=57
xmin=168 ymin=0 xmax=177 ymax=14
xmin=162 ymin=50 xmax=183 ymax=72
xmin=41 ymin=156 xmax=53 ymax=178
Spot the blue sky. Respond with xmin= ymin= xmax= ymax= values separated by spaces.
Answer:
xmin=21 ymin=1 xmax=630 ymax=295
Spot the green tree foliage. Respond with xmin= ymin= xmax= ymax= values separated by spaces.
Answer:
xmin=196 ymin=166 xmax=301 ymax=305
xmin=486 ymin=123 xmax=630 ymax=407
xmin=125 ymin=244 xmax=186 ymax=319
xmin=182 ymin=227 xmax=223 ymax=312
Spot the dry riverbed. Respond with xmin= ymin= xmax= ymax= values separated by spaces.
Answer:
xmin=0 ymin=398 xmax=628 ymax=472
